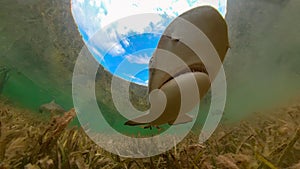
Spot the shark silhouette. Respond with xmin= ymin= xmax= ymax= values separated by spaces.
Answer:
xmin=125 ymin=6 xmax=229 ymax=129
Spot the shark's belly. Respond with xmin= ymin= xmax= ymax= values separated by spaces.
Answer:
xmin=150 ymin=72 xmax=210 ymax=125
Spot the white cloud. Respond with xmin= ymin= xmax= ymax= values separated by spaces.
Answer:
xmin=88 ymin=44 xmax=103 ymax=60
xmin=71 ymin=0 xmax=102 ymax=38
xmin=125 ymin=54 xmax=151 ymax=65
xmin=124 ymin=73 xmax=139 ymax=80
xmin=122 ymin=38 xmax=130 ymax=47
xmin=88 ymin=27 xmax=125 ymax=56
xmin=73 ymin=0 xmax=84 ymax=4
xmin=71 ymin=0 xmax=227 ymax=59
xmin=135 ymin=81 xmax=148 ymax=86
xmin=114 ymin=14 xmax=164 ymax=35
xmin=89 ymin=0 xmax=100 ymax=7
xmin=72 ymin=0 xmax=227 ymax=39
xmin=123 ymin=73 xmax=148 ymax=86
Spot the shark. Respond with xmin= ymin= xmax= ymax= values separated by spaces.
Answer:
xmin=125 ymin=6 xmax=230 ymax=129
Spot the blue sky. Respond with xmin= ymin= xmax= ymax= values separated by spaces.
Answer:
xmin=71 ymin=0 xmax=227 ymax=85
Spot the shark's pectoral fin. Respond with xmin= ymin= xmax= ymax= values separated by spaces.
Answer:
xmin=124 ymin=120 xmax=147 ymax=126
xmin=169 ymin=114 xmax=193 ymax=125
xmin=124 ymin=113 xmax=157 ymax=126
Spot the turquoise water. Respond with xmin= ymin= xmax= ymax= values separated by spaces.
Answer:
xmin=0 ymin=68 xmax=80 ymax=125
xmin=0 ymin=66 xmax=212 ymax=135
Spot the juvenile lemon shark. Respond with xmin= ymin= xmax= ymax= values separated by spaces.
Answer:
xmin=125 ymin=6 xmax=229 ymax=128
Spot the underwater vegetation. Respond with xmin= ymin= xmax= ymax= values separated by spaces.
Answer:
xmin=0 ymin=98 xmax=299 ymax=169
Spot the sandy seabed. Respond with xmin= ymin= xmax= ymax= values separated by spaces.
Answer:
xmin=0 ymin=98 xmax=299 ymax=169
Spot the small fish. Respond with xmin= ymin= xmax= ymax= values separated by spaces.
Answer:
xmin=39 ymin=100 xmax=66 ymax=117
